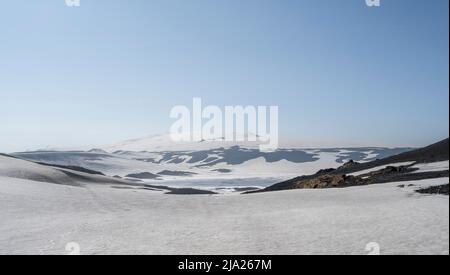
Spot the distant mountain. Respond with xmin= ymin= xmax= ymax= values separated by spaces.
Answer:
xmin=86 ymin=133 xmax=404 ymax=153
xmin=11 ymin=144 xmax=414 ymax=181
xmin=99 ymin=133 xmax=263 ymax=153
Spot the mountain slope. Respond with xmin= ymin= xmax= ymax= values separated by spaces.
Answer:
xmin=259 ymin=138 xmax=449 ymax=192
xmin=330 ymin=138 xmax=449 ymax=175
xmin=0 ymin=154 xmax=133 ymax=186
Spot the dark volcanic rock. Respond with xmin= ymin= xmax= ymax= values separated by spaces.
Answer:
xmin=288 ymin=174 xmax=367 ymax=189
xmin=339 ymin=160 xmax=360 ymax=169
xmin=233 ymin=187 xmax=261 ymax=192
xmin=315 ymin=168 xmax=336 ymax=175
xmin=213 ymin=169 xmax=233 ymax=173
xmin=125 ymin=172 xmax=161 ymax=180
xmin=157 ymin=170 xmax=197 ymax=177
xmin=111 ymin=184 xmax=217 ymax=195
xmin=141 ymin=184 xmax=216 ymax=195
xmin=165 ymin=188 xmax=216 ymax=195
xmin=416 ymin=184 xmax=449 ymax=195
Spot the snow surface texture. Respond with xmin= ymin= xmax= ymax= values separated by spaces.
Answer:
xmin=411 ymin=161 xmax=449 ymax=174
xmin=0 ymin=176 xmax=448 ymax=255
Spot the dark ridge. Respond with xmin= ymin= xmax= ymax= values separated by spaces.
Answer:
xmin=334 ymin=138 xmax=449 ymax=175
xmin=165 ymin=188 xmax=217 ymax=195
xmin=0 ymin=153 xmax=18 ymax=159
xmin=233 ymin=187 xmax=261 ymax=192
xmin=157 ymin=170 xmax=198 ymax=177
xmin=35 ymin=162 xmax=105 ymax=176
xmin=125 ymin=172 xmax=161 ymax=180
xmin=416 ymin=184 xmax=449 ymax=195
xmin=57 ymin=170 xmax=132 ymax=185
xmin=3 ymin=153 xmax=105 ymax=176
xmin=135 ymin=184 xmax=216 ymax=195
xmin=389 ymin=138 xmax=449 ymax=163
xmin=212 ymin=169 xmax=233 ymax=173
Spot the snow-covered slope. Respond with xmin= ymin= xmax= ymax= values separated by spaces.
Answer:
xmin=0 ymin=155 xmax=78 ymax=185
xmin=0 ymin=155 xmax=132 ymax=186
xmin=1 ymin=141 xmax=448 ymax=254
xmin=411 ymin=161 xmax=450 ymax=174
xmin=0 ymin=175 xmax=447 ymax=254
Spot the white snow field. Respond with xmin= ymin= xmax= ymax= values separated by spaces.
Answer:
xmin=348 ymin=162 xmax=416 ymax=177
xmin=411 ymin=161 xmax=449 ymax=174
xmin=0 ymin=174 xmax=448 ymax=255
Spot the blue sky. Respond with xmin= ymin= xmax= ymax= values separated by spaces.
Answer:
xmin=0 ymin=0 xmax=448 ymax=152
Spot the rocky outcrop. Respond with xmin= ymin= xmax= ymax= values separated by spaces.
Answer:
xmin=290 ymin=174 xmax=367 ymax=189
xmin=339 ymin=160 xmax=360 ymax=170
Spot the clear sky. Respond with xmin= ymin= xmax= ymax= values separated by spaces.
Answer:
xmin=0 ymin=0 xmax=448 ymax=152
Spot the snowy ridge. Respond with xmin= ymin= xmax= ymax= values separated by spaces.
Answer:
xmin=100 ymin=133 xmax=263 ymax=152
